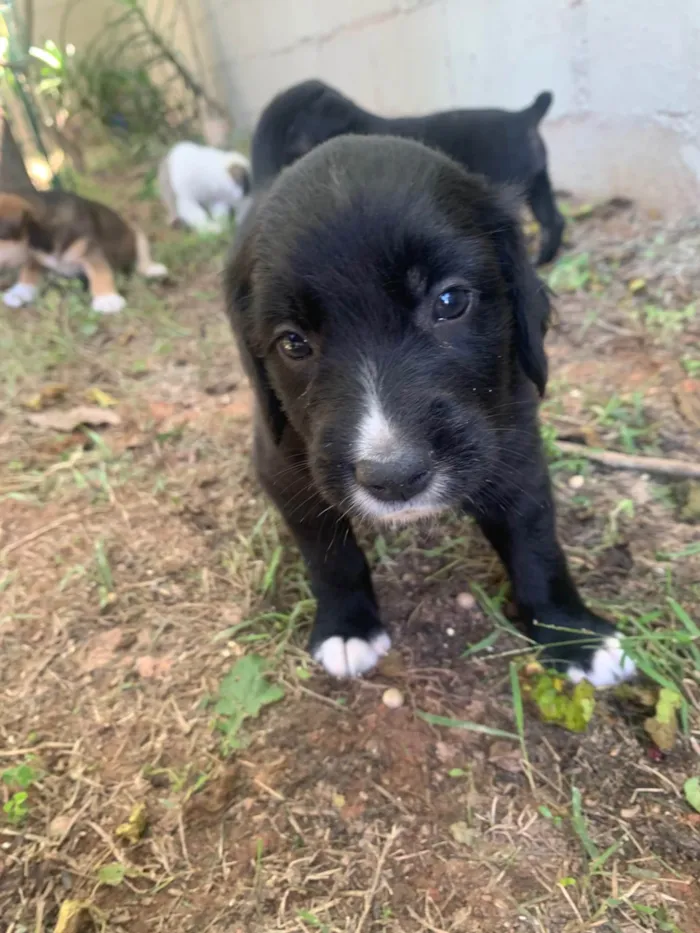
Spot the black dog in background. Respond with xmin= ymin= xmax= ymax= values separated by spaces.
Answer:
xmin=251 ymin=79 xmax=565 ymax=265
xmin=226 ymin=134 xmax=634 ymax=687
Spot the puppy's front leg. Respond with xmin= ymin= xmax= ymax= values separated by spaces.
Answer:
xmin=256 ymin=432 xmax=390 ymax=678
xmin=79 ymin=247 xmax=126 ymax=314
xmin=3 ymin=257 xmax=42 ymax=307
xmin=477 ymin=467 xmax=635 ymax=687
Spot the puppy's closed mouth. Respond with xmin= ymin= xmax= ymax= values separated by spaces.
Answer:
xmin=350 ymin=479 xmax=449 ymax=525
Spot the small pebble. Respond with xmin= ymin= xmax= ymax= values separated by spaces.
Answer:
xmin=446 ymin=627 xmax=455 ymax=637
xmin=456 ymin=592 xmax=476 ymax=611
xmin=382 ymin=687 xmax=404 ymax=709
xmin=568 ymin=474 xmax=585 ymax=490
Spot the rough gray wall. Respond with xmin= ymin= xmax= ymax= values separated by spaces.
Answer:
xmin=202 ymin=0 xmax=700 ymax=212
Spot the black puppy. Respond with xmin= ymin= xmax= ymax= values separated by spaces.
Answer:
xmin=226 ymin=135 xmax=633 ymax=687
xmin=251 ymin=79 xmax=565 ymax=265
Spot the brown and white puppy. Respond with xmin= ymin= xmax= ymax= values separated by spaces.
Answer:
xmin=158 ymin=142 xmax=251 ymax=233
xmin=0 ymin=190 xmax=167 ymax=313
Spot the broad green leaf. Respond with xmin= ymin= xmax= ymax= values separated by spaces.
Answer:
xmin=98 ymin=862 xmax=125 ymax=886
xmin=683 ymin=777 xmax=700 ymax=813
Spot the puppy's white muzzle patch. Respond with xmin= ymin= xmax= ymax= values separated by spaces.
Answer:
xmin=355 ymin=391 xmax=397 ymax=463
xmin=351 ymin=374 xmax=447 ymax=523
xmin=351 ymin=484 xmax=447 ymax=525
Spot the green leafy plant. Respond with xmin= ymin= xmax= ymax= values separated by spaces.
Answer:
xmin=3 ymin=791 xmax=29 ymax=824
xmin=213 ymin=655 xmax=285 ymax=753
xmin=25 ymin=0 xmax=227 ymax=157
xmin=2 ymin=758 xmax=40 ymax=824
xmin=548 ymin=253 xmax=591 ymax=293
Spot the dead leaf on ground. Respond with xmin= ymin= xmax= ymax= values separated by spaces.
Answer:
xmin=570 ymin=202 xmax=594 ymax=220
xmin=205 ymin=378 xmax=238 ymax=396
xmin=376 ymin=650 xmax=405 ymax=677
xmin=28 ymin=406 xmax=121 ymax=433
xmin=488 ymin=740 xmax=522 ymax=773
xmin=674 ymin=379 xmax=700 ymax=429
xmin=677 ymin=481 xmax=700 ymax=523
xmin=84 ymin=387 xmax=118 ymax=408
xmin=115 ymin=802 xmax=148 ymax=844
xmin=644 ymin=687 xmax=683 ymax=751
xmin=48 ymin=813 xmax=75 ymax=838
xmin=135 ymin=655 xmax=173 ymax=679
xmin=117 ymin=327 xmax=137 ymax=346
xmin=115 ymin=432 xmax=149 ymax=452
xmin=22 ymin=383 xmax=68 ymax=411
xmin=449 ymin=821 xmax=478 ymax=846
xmin=80 ymin=627 xmax=124 ymax=673
xmin=615 ymin=683 xmax=658 ymax=708
xmin=53 ymin=900 xmax=92 ymax=933
xmin=435 ymin=741 xmax=458 ymax=764
xmin=219 ymin=389 xmax=253 ymax=420
xmin=148 ymin=401 xmax=177 ymax=421
xmin=524 ymin=672 xmax=596 ymax=733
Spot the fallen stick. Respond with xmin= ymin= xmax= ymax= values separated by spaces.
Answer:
xmin=0 ymin=512 xmax=81 ymax=561
xmin=556 ymin=441 xmax=700 ymax=479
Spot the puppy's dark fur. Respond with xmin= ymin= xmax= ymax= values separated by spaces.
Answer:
xmin=251 ymin=79 xmax=565 ymax=265
xmin=226 ymin=135 xmax=631 ymax=685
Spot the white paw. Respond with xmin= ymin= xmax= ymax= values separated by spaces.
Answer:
xmin=143 ymin=262 xmax=168 ymax=279
xmin=567 ymin=636 xmax=636 ymax=688
xmin=3 ymin=282 xmax=37 ymax=308
xmin=195 ymin=219 xmax=226 ymax=235
xmin=313 ymin=632 xmax=391 ymax=678
xmin=92 ymin=293 xmax=126 ymax=314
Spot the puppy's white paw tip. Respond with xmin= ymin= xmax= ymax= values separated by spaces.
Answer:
xmin=370 ymin=631 xmax=392 ymax=657
xmin=143 ymin=262 xmax=168 ymax=279
xmin=313 ymin=632 xmax=391 ymax=678
xmin=92 ymin=293 xmax=126 ymax=314
xmin=567 ymin=636 xmax=636 ymax=688
xmin=3 ymin=282 xmax=37 ymax=307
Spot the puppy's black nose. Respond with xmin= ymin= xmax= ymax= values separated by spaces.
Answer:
xmin=355 ymin=452 xmax=432 ymax=502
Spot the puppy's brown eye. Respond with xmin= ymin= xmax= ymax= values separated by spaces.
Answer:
xmin=433 ymin=287 xmax=474 ymax=322
xmin=278 ymin=331 xmax=312 ymax=360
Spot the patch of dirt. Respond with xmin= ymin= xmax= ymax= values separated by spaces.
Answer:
xmin=1 ymin=175 xmax=698 ymax=933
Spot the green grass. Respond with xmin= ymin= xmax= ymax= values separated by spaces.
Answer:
xmin=639 ymin=302 xmax=696 ymax=341
xmin=589 ymin=392 xmax=657 ymax=454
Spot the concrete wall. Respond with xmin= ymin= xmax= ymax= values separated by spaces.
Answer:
xmin=33 ymin=0 xmax=112 ymax=48
xmin=202 ymin=0 xmax=700 ymax=213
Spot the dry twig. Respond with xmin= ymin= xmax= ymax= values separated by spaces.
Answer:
xmin=557 ymin=441 xmax=700 ymax=478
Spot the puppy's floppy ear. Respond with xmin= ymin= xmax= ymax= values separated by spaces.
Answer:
xmin=227 ymin=161 xmax=251 ymax=196
xmin=284 ymin=86 xmax=355 ymax=163
xmin=491 ymin=189 xmax=550 ymax=396
xmin=224 ymin=219 xmax=287 ymax=444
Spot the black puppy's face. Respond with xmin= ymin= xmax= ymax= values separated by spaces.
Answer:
xmin=228 ymin=137 xmax=549 ymax=525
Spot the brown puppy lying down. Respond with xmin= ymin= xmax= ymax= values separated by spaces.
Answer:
xmin=0 ymin=190 xmax=167 ymax=313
